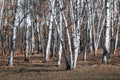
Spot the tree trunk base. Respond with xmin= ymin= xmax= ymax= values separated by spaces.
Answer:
xmin=24 ymin=58 xmax=29 ymax=62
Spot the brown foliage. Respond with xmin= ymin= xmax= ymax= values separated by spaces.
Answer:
xmin=9 ymin=16 xmax=15 ymax=22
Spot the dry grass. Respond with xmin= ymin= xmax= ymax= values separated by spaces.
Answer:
xmin=0 ymin=49 xmax=120 ymax=80
xmin=0 ymin=64 xmax=120 ymax=80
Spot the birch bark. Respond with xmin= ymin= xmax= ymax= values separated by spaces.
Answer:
xmin=73 ymin=0 xmax=81 ymax=69
xmin=24 ymin=0 xmax=31 ymax=61
xmin=57 ymin=0 xmax=63 ymax=66
xmin=8 ymin=0 xmax=20 ymax=66
xmin=45 ymin=0 xmax=55 ymax=62
xmin=102 ymin=0 xmax=111 ymax=64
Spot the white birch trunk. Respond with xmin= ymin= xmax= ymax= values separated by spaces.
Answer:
xmin=62 ymin=9 xmax=73 ymax=69
xmin=45 ymin=0 xmax=55 ymax=62
xmin=114 ymin=22 xmax=120 ymax=54
xmin=88 ymin=0 xmax=93 ymax=53
xmin=31 ymin=25 xmax=34 ymax=54
xmin=25 ymin=1 xmax=31 ymax=61
xmin=73 ymin=0 xmax=81 ymax=69
xmin=0 ymin=0 xmax=4 ymax=26
xmin=55 ymin=19 xmax=70 ymax=69
xmin=8 ymin=0 xmax=20 ymax=66
xmin=36 ymin=15 xmax=41 ymax=53
xmin=0 ymin=0 xmax=5 ymax=54
xmin=114 ymin=3 xmax=120 ymax=53
xmin=102 ymin=0 xmax=110 ymax=64
xmin=25 ymin=14 xmax=31 ymax=61
xmin=91 ymin=1 xmax=105 ymax=56
xmin=57 ymin=0 xmax=63 ymax=66
xmin=114 ymin=0 xmax=119 ymax=54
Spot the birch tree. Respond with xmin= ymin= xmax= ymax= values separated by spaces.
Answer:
xmin=36 ymin=15 xmax=42 ymax=54
xmin=24 ymin=0 xmax=32 ymax=61
xmin=0 ymin=0 xmax=4 ymax=25
xmin=72 ymin=0 xmax=81 ymax=69
xmin=57 ymin=0 xmax=63 ymax=66
xmin=0 ymin=0 xmax=4 ymax=53
xmin=114 ymin=0 xmax=120 ymax=54
xmin=102 ymin=0 xmax=111 ymax=64
xmin=45 ymin=0 xmax=55 ymax=62
xmin=8 ymin=0 xmax=20 ymax=66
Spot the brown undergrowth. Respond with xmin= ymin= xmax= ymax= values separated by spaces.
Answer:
xmin=0 ymin=48 xmax=120 ymax=80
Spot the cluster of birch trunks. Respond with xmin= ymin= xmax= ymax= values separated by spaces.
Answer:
xmin=0 ymin=0 xmax=120 ymax=69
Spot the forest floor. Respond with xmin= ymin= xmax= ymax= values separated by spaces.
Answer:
xmin=0 ymin=48 xmax=120 ymax=80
